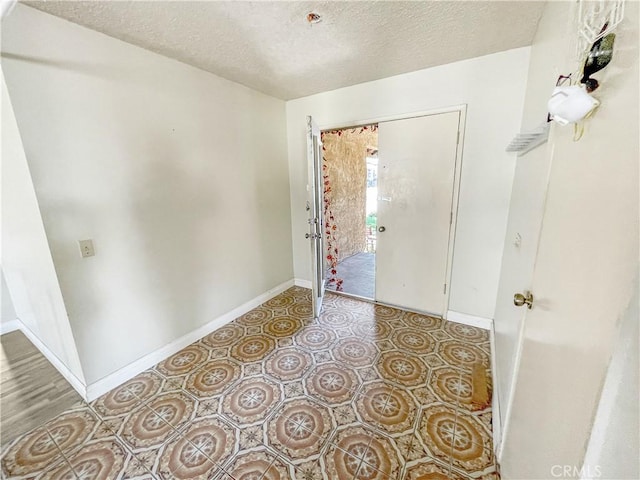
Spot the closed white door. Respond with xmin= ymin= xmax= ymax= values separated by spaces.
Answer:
xmin=306 ymin=116 xmax=325 ymax=318
xmin=375 ymin=112 xmax=460 ymax=315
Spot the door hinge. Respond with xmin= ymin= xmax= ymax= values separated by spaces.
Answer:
xmin=450 ymin=211 xmax=453 ymax=225
xmin=456 ymin=131 xmax=460 ymax=145
xmin=443 ymin=283 xmax=447 ymax=294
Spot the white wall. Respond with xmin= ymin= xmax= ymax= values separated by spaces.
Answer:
xmin=1 ymin=69 xmax=85 ymax=382
xmin=286 ymin=48 xmax=530 ymax=319
xmin=499 ymin=1 xmax=639 ymax=477
xmin=1 ymin=4 xmax=293 ymax=385
xmin=1 ymin=269 xmax=17 ymax=325
xmin=582 ymin=279 xmax=638 ymax=480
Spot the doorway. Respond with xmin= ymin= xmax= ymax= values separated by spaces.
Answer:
xmin=321 ymin=124 xmax=378 ymax=299
xmin=317 ymin=108 xmax=463 ymax=316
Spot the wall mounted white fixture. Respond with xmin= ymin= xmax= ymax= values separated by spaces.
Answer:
xmin=506 ymin=123 xmax=550 ymax=155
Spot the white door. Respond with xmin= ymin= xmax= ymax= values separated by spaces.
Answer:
xmin=375 ymin=112 xmax=460 ymax=315
xmin=306 ymin=116 xmax=325 ymax=318
xmin=492 ymin=138 xmax=553 ymax=453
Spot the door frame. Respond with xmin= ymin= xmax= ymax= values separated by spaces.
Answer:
xmin=319 ymin=104 xmax=467 ymax=317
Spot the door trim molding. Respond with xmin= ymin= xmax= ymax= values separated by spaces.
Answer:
xmin=443 ymin=106 xmax=467 ymax=316
xmin=320 ymin=105 xmax=467 ymax=318
xmin=317 ymin=104 xmax=468 ymax=132
xmin=446 ymin=310 xmax=492 ymax=330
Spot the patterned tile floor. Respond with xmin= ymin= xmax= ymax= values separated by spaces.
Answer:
xmin=0 ymin=287 xmax=499 ymax=479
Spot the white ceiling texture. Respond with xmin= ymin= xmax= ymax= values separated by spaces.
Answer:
xmin=23 ymin=1 xmax=545 ymax=100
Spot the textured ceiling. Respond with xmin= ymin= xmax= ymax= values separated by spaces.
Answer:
xmin=22 ymin=1 xmax=544 ymax=100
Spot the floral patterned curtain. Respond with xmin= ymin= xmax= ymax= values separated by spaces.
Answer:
xmin=322 ymin=159 xmax=343 ymax=291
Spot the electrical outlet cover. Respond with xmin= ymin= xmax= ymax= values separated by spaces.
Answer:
xmin=78 ymin=239 xmax=95 ymax=258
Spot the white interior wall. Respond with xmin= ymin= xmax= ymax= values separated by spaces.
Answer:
xmin=499 ymin=1 xmax=639 ymax=477
xmin=1 ymin=4 xmax=293 ymax=386
xmin=582 ymin=279 xmax=639 ymax=480
xmin=1 ymin=269 xmax=17 ymax=325
xmin=1 ymin=69 xmax=85 ymax=382
xmin=286 ymin=48 xmax=530 ymax=320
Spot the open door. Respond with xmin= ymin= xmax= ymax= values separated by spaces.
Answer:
xmin=492 ymin=135 xmax=552 ymax=456
xmin=306 ymin=116 xmax=325 ymax=318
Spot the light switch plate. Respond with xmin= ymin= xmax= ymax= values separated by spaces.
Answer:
xmin=78 ymin=239 xmax=95 ymax=258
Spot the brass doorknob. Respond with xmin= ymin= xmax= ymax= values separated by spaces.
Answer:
xmin=513 ymin=291 xmax=533 ymax=309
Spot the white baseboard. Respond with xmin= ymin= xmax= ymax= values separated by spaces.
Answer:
xmin=85 ymin=279 xmax=295 ymax=402
xmin=294 ymin=278 xmax=312 ymax=289
xmin=446 ymin=310 xmax=492 ymax=330
xmin=0 ymin=319 xmax=20 ymax=335
xmin=14 ymin=319 xmax=88 ymax=399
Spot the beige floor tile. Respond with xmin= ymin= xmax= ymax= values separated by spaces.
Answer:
xmin=48 ymin=437 xmax=132 ymax=479
xmin=1 ymin=425 xmax=66 ymax=478
xmin=220 ymin=375 xmax=282 ymax=426
xmin=222 ymin=449 xmax=294 ymax=480
xmin=1 ymin=287 xmax=499 ymax=480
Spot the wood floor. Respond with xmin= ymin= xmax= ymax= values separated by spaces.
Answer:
xmin=0 ymin=330 xmax=81 ymax=448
